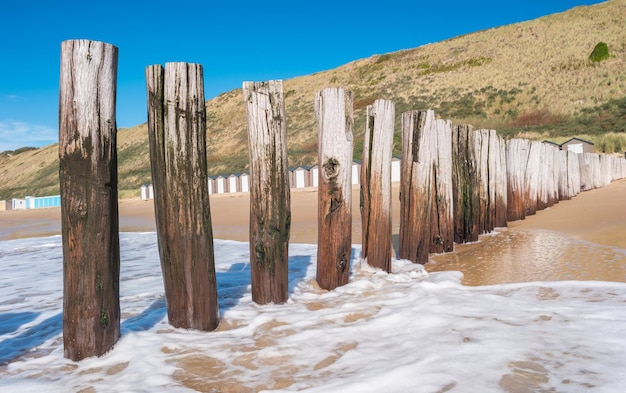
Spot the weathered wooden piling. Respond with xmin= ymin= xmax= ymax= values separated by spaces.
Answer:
xmin=505 ymin=138 xmax=529 ymax=222
xmin=494 ymin=134 xmax=508 ymax=228
xmin=473 ymin=129 xmax=507 ymax=232
xmin=429 ymin=119 xmax=454 ymax=253
xmin=578 ymin=152 xmax=596 ymax=191
xmin=523 ymin=141 xmax=542 ymax=216
xmin=315 ymin=87 xmax=354 ymax=290
xmin=360 ymin=99 xmax=394 ymax=272
xmin=566 ymin=150 xmax=581 ymax=198
xmin=399 ymin=110 xmax=432 ymax=264
xmin=243 ymin=80 xmax=291 ymax=304
xmin=452 ymin=124 xmax=479 ymax=244
xmin=59 ymin=39 xmax=120 ymax=360
xmin=146 ymin=62 xmax=219 ymax=330
xmin=537 ymin=143 xmax=558 ymax=210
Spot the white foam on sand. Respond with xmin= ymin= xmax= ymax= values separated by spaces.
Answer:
xmin=1 ymin=232 xmax=625 ymax=392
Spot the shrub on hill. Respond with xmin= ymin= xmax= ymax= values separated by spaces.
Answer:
xmin=589 ymin=42 xmax=610 ymax=62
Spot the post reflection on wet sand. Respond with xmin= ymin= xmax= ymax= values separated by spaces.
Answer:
xmin=426 ymin=228 xmax=626 ymax=286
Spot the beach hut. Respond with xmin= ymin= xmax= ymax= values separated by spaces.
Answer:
xmin=207 ymin=176 xmax=215 ymax=195
xmin=351 ymin=162 xmax=360 ymax=185
xmin=141 ymin=184 xmax=151 ymax=200
xmin=0 ymin=200 xmax=8 ymax=211
xmin=239 ymin=172 xmax=250 ymax=193
xmin=215 ymin=175 xmax=228 ymax=194
xmin=542 ymin=140 xmax=562 ymax=150
xmin=12 ymin=198 xmax=26 ymax=210
xmin=228 ymin=174 xmax=240 ymax=193
xmin=391 ymin=157 xmax=401 ymax=183
xmin=310 ymin=165 xmax=319 ymax=187
xmin=561 ymin=137 xmax=594 ymax=154
xmin=293 ymin=166 xmax=312 ymax=188
xmin=32 ymin=195 xmax=61 ymax=209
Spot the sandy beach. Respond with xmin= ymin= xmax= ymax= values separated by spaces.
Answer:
xmin=1 ymin=179 xmax=624 ymax=285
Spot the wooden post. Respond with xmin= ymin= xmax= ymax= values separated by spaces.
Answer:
xmin=451 ymin=124 xmax=479 ymax=244
xmin=429 ymin=118 xmax=454 ymax=253
xmin=474 ymin=129 xmax=507 ymax=232
xmin=523 ymin=141 xmax=542 ymax=216
xmin=398 ymin=110 xmax=435 ymax=264
xmin=506 ymin=138 xmax=529 ymax=221
xmin=315 ymin=87 xmax=354 ymax=290
xmin=243 ymin=80 xmax=291 ymax=304
xmin=566 ymin=150 xmax=581 ymax=198
xmin=473 ymin=130 xmax=491 ymax=233
xmin=146 ymin=62 xmax=219 ymax=330
xmin=494 ymin=132 xmax=508 ymax=228
xmin=59 ymin=39 xmax=120 ymax=361
xmin=578 ymin=152 xmax=596 ymax=191
xmin=556 ymin=149 xmax=569 ymax=201
xmin=360 ymin=99 xmax=394 ymax=272
xmin=537 ymin=143 xmax=558 ymax=211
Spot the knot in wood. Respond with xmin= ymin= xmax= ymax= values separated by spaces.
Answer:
xmin=323 ymin=158 xmax=339 ymax=180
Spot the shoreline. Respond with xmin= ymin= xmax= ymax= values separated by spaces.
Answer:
xmin=1 ymin=180 xmax=625 ymax=285
xmin=1 ymin=180 xmax=624 ymax=248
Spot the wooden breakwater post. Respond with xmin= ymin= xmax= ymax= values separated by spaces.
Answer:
xmin=243 ymin=80 xmax=291 ymax=304
xmin=59 ymin=39 xmax=120 ymax=360
xmin=523 ymin=141 xmax=542 ymax=216
xmin=146 ymin=62 xmax=219 ymax=330
xmin=429 ymin=118 xmax=454 ymax=253
xmin=505 ymin=138 xmax=529 ymax=221
xmin=452 ymin=124 xmax=479 ymax=244
xmin=315 ymin=87 xmax=354 ymax=290
xmin=398 ymin=110 xmax=455 ymax=262
xmin=473 ymin=129 xmax=507 ymax=234
xmin=399 ymin=110 xmax=432 ymax=264
xmin=361 ymin=99 xmax=394 ymax=272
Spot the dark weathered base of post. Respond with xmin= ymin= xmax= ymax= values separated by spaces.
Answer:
xmin=59 ymin=39 xmax=120 ymax=361
xmin=146 ymin=62 xmax=219 ymax=330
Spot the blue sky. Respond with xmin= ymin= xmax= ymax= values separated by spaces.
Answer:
xmin=0 ymin=0 xmax=604 ymax=152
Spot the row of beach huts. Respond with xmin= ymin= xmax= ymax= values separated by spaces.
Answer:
xmin=0 ymin=160 xmax=403 ymax=210
xmin=0 ymin=139 xmax=620 ymax=210
xmin=140 ymin=160 xmax=403 ymax=200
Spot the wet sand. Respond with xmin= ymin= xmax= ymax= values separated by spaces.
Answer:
xmin=1 ymin=180 xmax=624 ymax=285
xmin=427 ymin=179 xmax=626 ymax=285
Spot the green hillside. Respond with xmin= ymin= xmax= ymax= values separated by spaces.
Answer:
xmin=1 ymin=0 xmax=625 ymax=200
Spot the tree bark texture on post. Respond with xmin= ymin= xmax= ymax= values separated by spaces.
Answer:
xmin=398 ymin=110 xmax=433 ymax=264
xmin=360 ymin=99 xmax=394 ymax=272
xmin=452 ymin=123 xmax=479 ymax=244
xmin=315 ymin=87 xmax=354 ymax=290
xmin=59 ymin=39 xmax=120 ymax=361
xmin=146 ymin=62 xmax=219 ymax=331
xmin=243 ymin=80 xmax=291 ymax=304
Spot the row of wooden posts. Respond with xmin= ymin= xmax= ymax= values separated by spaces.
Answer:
xmin=58 ymin=40 xmax=626 ymax=361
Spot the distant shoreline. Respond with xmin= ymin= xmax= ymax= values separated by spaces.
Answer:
xmin=1 ymin=180 xmax=625 ymax=252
